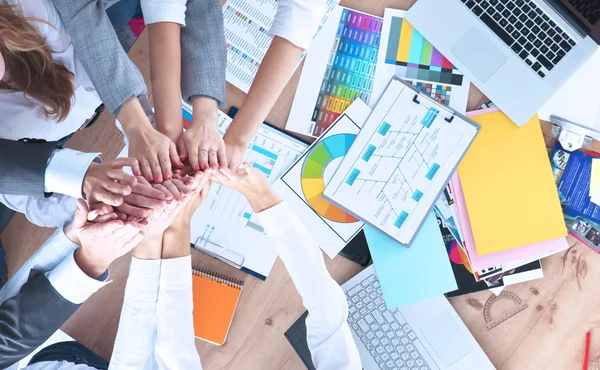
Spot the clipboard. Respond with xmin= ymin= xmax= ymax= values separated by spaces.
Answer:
xmin=193 ymin=237 xmax=245 ymax=269
xmin=550 ymin=115 xmax=600 ymax=152
xmin=323 ymin=77 xmax=481 ymax=247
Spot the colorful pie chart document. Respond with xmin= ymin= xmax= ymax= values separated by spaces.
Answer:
xmin=286 ymin=6 xmax=383 ymax=138
xmin=273 ymin=99 xmax=371 ymax=258
xmin=184 ymin=106 xmax=309 ymax=280
xmin=370 ymin=8 xmax=470 ymax=114
xmin=222 ymin=0 xmax=339 ymax=93
xmin=324 ymin=78 xmax=480 ymax=246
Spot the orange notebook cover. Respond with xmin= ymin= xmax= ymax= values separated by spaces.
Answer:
xmin=192 ymin=269 xmax=243 ymax=346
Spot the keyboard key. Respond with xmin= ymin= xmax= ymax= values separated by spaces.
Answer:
xmin=549 ymin=20 xmax=556 ymax=27
xmin=525 ymin=19 xmax=534 ymax=28
xmin=382 ymin=353 xmax=390 ymax=361
xmin=487 ymin=6 xmax=496 ymax=15
xmin=532 ymin=61 xmax=541 ymax=71
xmin=535 ymin=7 xmax=542 ymax=14
xmin=507 ymin=1 xmax=515 ymax=9
xmin=378 ymin=304 xmax=386 ymax=312
xmin=547 ymin=51 xmax=556 ymax=60
xmin=547 ymin=28 xmax=556 ymax=37
xmin=391 ymin=338 xmax=400 ymax=346
xmin=473 ymin=5 xmax=484 ymax=15
xmin=360 ymin=335 xmax=367 ymax=343
xmin=525 ymin=58 xmax=533 ymax=65
xmin=386 ymin=345 xmax=394 ymax=353
xmin=513 ymin=6 xmax=523 ymax=16
xmin=403 ymin=324 xmax=412 ymax=333
xmin=386 ymin=360 xmax=394 ymax=368
xmin=502 ymin=9 xmax=511 ymax=18
xmin=508 ymin=14 xmax=517 ymax=23
xmin=568 ymin=38 xmax=576 ymax=46
xmin=531 ymin=48 xmax=540 ymax=57
xmin=511 ymin=43 xmax=523 ymax=54
xmin=411 ymin=351 xmax=420 ymax=359
xmin=401 ymin=353 xmax=410 ymax=361
xmin=534 ymin=15 xmax=543 ymax=25
xmin=408 ymin=332 xmax=417 ymax=340
xmin=527 ymin=33 xmax=536 ymax=42
xmin=539 ymin=32 xmax=547 ymax=41
xmin=394 ymin=311 xmax=407 ymax=325
xmin=532 ymin=25 xmax=540 ymax=33
xmin=377 ymin=346 xmax=385 ymax=354
xmin=347 ymin=285 xmax=362 ymax=296
xmin=466 ymin=0 xmax=476 ymax=7
xmin=500 ymin=18 xmax=509 ymax=27
xmin=560 ymin=40 xmax=572 ymax=51
xmin=367 ymin=302 xmax=376 ymax=311
xmin=522 ymin=4 xmax=531 ymax=12
xmin=381 ymin=337 xmax=390 ymax=346
xmin=544 ymin=37 xmax=553 ymax=46
xmin=512 ymin=30 xmax=521 ymax=39
xmin=541 ymin=22 xmax=549 ymax=31
xmin=553 ymin=34 xmax=562 ymax=43
xmin=365 ymin=314 xmax=374 ymax=324
xmin=401 ymin=337 xmax=410 ymax=345
xmin=496 ymin=3 xmax=505 ymax=11
xmin=533 ymin=39 xmax=542 ymax=48
xmin=406 ymin=343 xmax=415 ymax=352
xmin=371 ymin=338 xmax=380 ymax=346
xmin=358 ymin=319 xmax=369 ymax=332
xmin=367 ymin=331 xmax=375 ymax=340
xmin=391 ymin=352 xmax=400 ymax=360
xmin=373 ymin=311 xmax=385 ymax=324
xmin=386 ymin=331 xmax=395 ymax=339
xmin=537 ymin=54 xmax=553 ymax=70
xmin=381 ymin=324 xmax=390 ymax=332
xmin=515 ymin=0 xmax=524 ymax=6
xmin=522 ymin=27 xmax=530 ymax=36
xmin=358 ymin=290 xmax=367 ymax=298
xmin=542 ymin=13 xmax=549 ymax=21
xmin=515 ymin=21 xmax=524 ymax=29
xmin=481 ymin=1 xmax=490 ymax=9
xmin=376 ymin=330 xmax=385 ymax=338
xmin=553 ymin=50 xmax=566 ymax=64
xmin=550 ymin=43 xmax=559 ymax=52
xmin=416 ymin=358 xmax=425 ymax=366
xmin=383 ymin=311 xmax=395 ymax=323
xmin=519 ymin=50 xmax=529 ymax=60
xmin=538 ymin=71 xmax=546 ymax=78
xmin=406 ymin=360 xmax=415 ymax=368
xmin=540 ymin=45 xmax=549 ymax=53
xmin=370 ymin=323 xmax=378 ymax=331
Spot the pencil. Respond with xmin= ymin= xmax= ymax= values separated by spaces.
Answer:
xmin=584 ymin=331 xmax=591 ymax=370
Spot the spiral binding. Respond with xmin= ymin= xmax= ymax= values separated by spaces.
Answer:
xmin=192 ymin=266 xmax=243 ymax=290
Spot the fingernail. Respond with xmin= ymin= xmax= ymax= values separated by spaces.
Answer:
xmin=148 ymin=176 xmax=153 ymax=181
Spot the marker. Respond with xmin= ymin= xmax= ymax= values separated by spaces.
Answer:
xmin=583 ymin=331 xmax=591 ymax=370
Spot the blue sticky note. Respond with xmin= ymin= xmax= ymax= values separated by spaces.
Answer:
xmin=364 ymin=213 xmax=457 ymax=309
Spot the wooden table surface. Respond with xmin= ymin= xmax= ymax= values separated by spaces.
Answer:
xmin=3 ymin=1 xmax=599 ymax=369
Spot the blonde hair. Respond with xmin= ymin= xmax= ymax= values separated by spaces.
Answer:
xmin=0 ymin=5 xmax=75 ymax=122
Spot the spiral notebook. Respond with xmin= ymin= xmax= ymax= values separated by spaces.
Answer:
xmin=192 ymin=268 xmax=243 ymax=346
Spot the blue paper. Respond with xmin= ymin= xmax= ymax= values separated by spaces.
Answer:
xmin=364 ymin=212 xmax=457 ymax=309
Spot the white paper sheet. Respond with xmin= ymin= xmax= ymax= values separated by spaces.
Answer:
xmin=222 ymin=0 xmax=340 ymax=93
xmin=274 ymin=99 xmax=370 ymax=258
xmin=324 ymin=79 xmax=478 ymax=245
xmin=370 ymin=8 xmax=470 ymax=114
xmin=538 ymin=49 xmax=600 ymax=130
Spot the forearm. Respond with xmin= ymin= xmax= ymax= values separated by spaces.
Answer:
xmin=148 ymin=23 xmax=184 ymax=142
xmin=0 ymin=140 xmax=58 ymax=196
xmin=133 ymin=233 xmax=163 ymax=260
xmin=117 ymin=97 xmax=154 ymax=138
xmin=162 ymin=219 xmax=190 ymax=259
xmin=224 ymin=37 xmax=303 ymax=146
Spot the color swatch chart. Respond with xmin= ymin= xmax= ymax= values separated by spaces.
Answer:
xmin=223 ymin=0 xmax=339 ymax=93
xmin=186 ymin=108 xmax=309 ymax=278
xmin=310 ymin=9 xmax=382 ymax=137
xmin=385 ymin=16 xmax=463 ymax=86
xmin=407 ymin=80 xmax=452 ymax=106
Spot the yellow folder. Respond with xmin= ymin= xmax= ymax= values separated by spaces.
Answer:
xmin=457 ymin=111 xmax=566 ymax=256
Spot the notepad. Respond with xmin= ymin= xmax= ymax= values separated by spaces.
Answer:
xmin=457 ymin=112 xmax=566 ymax=256
xmin=192 ymin=269 xmax=243 ymax=346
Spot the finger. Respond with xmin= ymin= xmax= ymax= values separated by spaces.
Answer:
xmin=103 ymin=179 xmax=132 ymax=197
xmin=72 ymin=199 xmax=89 ymax=229
xmin=137 ymin=218 xmax=149 ymax=226
xmin=211 ymin=169 xmax=231 ymax=185
xmin=152 ymin=184 xmax=174 ymax=201
xmin=150 ymin=158 xmax=163 ymax=183
xmin=158 ymin=150 xmax=173 ymax=181
xmin=163 ymin=181 xmax=183 ymax=201
xmin=110 ymin=157 xmax=138 ymax=169
xmin=140 ymin=158 xmax=153 ymax=182
xmin=217 ymin=146 xmax=228 ymax=169
xmin=123 ymin=233 xmax=145 ymax=252
xmin=177 ymin=138 xmax=188 ymax=161
xmin=132 ymin=182 xmax=166 ymax=200
xmin=117 ymin=203 xmax=147 ymax=219
xmin=136 ymin=176 xmax=151 ymax=187
xmin=172 ymin=179 xmax=192 ymax=195
xmin=199 ymin=149 xmax=209 ymax=171
xmin=208 ymin=149 xmax=219 ymax=169
xmin=194 ymin=172 xmax=211 ymax=191
xmin=97 ymin=220 xmax=125 ymax=234
xmin=170 ymin=142 xmax=183 ymax=169
xmin=114 ymin=212 xmax=128 ymax=221
xmin=94 ymin=213 xmax=118 ymax=223
xmin=188 ymin=144 xmax=200 ymax=172
xmin=125 ymin=193 xmax=165 ymax=209
xmin=112 ymin=225 xmax=141 ymax=240
xmin=219 ymin=166 xmax=239 ymax=181
xmin=107 ymin=169 xmax=137 ymax=186
xmin=95 ymin=189 xmax=124 ymax=207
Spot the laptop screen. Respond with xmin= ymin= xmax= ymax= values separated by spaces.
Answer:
xmin=545 ymin=0 xmax=600 ymax=42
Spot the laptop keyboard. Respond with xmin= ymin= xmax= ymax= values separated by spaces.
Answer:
xmin=461 ymin=0 xmax=577 ymax=79
xmin=569 ymin=0 xmax=600 ymax=25
xmin=346 ymin=273 xmax=439 ymax=370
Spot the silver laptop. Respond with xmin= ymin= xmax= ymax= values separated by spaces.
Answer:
xmin=343 ymin=266 xmax=494 ymax=370
xmin=406 ymin=0 xmax=600 ymax=126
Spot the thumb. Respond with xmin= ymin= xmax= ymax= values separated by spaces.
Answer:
xmin=72 ymin=199 xmax=89 ymax=229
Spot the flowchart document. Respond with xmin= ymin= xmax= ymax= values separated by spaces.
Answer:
xmin=223 ymin=0 xmax=339 ymax=93
xmin=184 ymin=106 xmax=308 ymax=279
xmin=324 ymin=79 xmax=479 ymax=246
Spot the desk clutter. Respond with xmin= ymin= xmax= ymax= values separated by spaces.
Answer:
xmin=175 ymin=0 xmax=598 ymax=368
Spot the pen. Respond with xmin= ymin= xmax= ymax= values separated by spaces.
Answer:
xmin=584 ymin=331 xmax=591 ymax=370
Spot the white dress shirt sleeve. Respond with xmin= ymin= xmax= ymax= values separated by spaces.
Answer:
xmin=141 ymin=0 xmax=188 ymax=26
xmin=44 ymin=149 xmax=100 ymax=199
xmin=45 ymin=251 xmax=111 ymax=305
xmin=270 ymin=0 xmax=328 ymax=49
xmin=0 ymin=193 xmax=77 ymax=228
xmin=257 ymin=202 xmax=362 ymax=370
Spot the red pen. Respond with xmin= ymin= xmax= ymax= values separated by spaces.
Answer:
xmin=583 ymin=331 xmax=591 ymax=370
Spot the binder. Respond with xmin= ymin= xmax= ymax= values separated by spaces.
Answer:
xmin=191 ymin=267 xmax=243 ymax=346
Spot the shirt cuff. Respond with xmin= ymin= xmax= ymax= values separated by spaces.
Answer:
xmin=141 ymin=0 xmax=187 ymax=26
xmin=46 ymin=251 xmax=111 ymax=305
xmin=256 ymin=201 xmax=297 ymax=238
xmin=270 ymin=0 xmax=326 ymax=49
xmin=45 ymin=149 xmax=101 ymax=198
xmin=159 ymin=255 xmax=192 ymax=288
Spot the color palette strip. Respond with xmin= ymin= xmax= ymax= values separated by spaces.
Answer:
xmin=301 ymin=134 xmax=358 ymax=223
xmin=310 ymin=9 xmax=383 ymax=137
xmin=385 ymin=16 xmax=464 ymax=86
xmin=408 ymin=81 xmax=452 ymax=106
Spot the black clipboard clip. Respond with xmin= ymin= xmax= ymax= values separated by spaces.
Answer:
xmin=411 ymin=93 xmax=456 ymax=123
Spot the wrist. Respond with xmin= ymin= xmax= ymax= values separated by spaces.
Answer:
xmin=249 ymin=190 xmax=281 ymax=213
xmin=81 ymin=162 xmax=98 ymax=198
xmin=74 ymin=248 xmax=109 ymax=279
xmin=63 ymin=223 xmax=81 ymax=246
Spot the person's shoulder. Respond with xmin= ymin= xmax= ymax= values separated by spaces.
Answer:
xmin=12 ymin=0 xmax=71 ymax=53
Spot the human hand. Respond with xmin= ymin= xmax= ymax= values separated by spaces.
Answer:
xmin=212 ymin=163 xmax=280 ymax=213
xmin=177 ymin=116 xmax=226 ymax=171
xmin=116 ymin=176 xmax=168 ymax=219
xmin=65 ymin=199 xmax=144 ymax=278
xmin=127 ymin=125 xmax=183 ymax=183
xmin=223 ymin=134 xmax=246 ymax=171
xmin=83 ymin=158 xmax=139 ymax=208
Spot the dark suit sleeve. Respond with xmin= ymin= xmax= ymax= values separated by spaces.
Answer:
xmin=0 ymin=140 xmax=59 ymax=197
xmin=0 ymin=270 xmax=80 ymax=368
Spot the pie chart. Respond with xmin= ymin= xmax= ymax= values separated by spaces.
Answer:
xmin=301 ymin=134 xmax=358 ymax=223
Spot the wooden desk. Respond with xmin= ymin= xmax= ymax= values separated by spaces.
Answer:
xmin=1 ymin=1 xmax=597 ymax=369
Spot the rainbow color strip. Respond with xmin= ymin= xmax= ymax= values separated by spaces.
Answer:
xmin=224 ymin=5 xmax=270 ymax=36
xmin=310 ymin=9 xmax=383 ymax=137
xmin=301 ymin=134 xmax=358 ymax=223
xmin=385 ymin=17 xmax=463 ymax=86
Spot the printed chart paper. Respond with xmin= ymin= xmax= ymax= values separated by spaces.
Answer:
xmin=184 ymin=107 xmax=308 ymax=279
xmin=223 ymin=0 xmax=339 ymax=93
xmin=274 ymin=100 xmax=371 ymax=258
xmin=287 ymin=6 xmax=382 ymax=137
xmin=371 ymin=9 xmax=469 ymax=113
xmin=324 ymin=79 xmax=479 ymax=245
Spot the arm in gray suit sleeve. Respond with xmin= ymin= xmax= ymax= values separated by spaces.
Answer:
xmin=0 ymin=140 xmax=58 ymax=197
xmin=49 ymin=0 xmax=147 ymax=116
xmin=180 ymin=0 xmax=227 ymax=108
xmin=0 ymin=270 xmax=79 ymax=368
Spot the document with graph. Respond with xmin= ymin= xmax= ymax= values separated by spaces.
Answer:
xmin=323 ymin=79 xmax=479 ymax=246
xmin=184 ymin=106 xmax=309 ymax=280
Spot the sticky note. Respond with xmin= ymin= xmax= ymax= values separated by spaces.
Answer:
xmin=457 ymin=112 xmax=566 ymax=256
xmin=365 ymin=213 xmax=457 ymax=309
xmin=590 ymin=158 xmax=600 ymax=197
